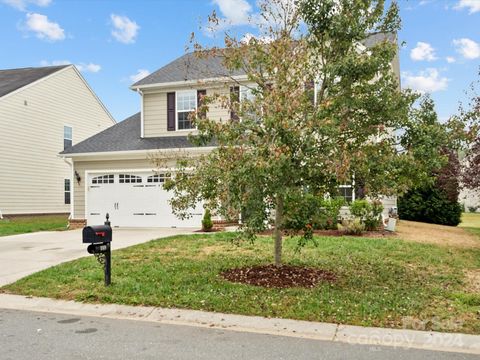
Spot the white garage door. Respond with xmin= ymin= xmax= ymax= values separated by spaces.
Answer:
xmin=86 ymin=171 xmax=203 ymax=228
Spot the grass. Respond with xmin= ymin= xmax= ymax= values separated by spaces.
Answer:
xmin=3 ymin=231 xmax=480 ymax=334
xmin=0 ymin=215 xmax=68 ymax=237
xmin=460 ymin=212 xmax=480 ymax=238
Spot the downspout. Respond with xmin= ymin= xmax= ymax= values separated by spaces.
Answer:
xmin=62 ymin=156 xmax=74 ymax=220
xmin=137 ymin=89 xmax=144 ymax=138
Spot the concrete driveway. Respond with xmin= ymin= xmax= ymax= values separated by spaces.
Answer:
xmin=0 ymin=228 xmax=195 ymax=287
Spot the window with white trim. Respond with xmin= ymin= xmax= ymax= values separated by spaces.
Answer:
xmin=119 ymin=174 xmax=142 ymax=184
xmin=92 ymin=174 xmax=114 ymax=184
xmin=147 ymin=173 xmax=171 ymax=183
xmin=64 ymin=179 xmax=71 ymax=205
xmin=64 ymin=126 xmax=72 ymax=150
xmin=240 ymin=85 xmax=259 ymax=121
xmin=338 ymin=184 xmax=354 ymax=203
xmin=176 ymin=90 xmax=197 ymax=130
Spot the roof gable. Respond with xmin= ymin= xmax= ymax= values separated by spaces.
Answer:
xmin=0 ymin=65 xmax=70 ymax=99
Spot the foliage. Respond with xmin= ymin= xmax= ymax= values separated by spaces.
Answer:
xmin=468 ymin=206 xmax=478 ymax=213
xmin=283 ymin=192 xmax=344 ymax=234
xmin=398 ymin=186 xmax=462 ymax=226
xmin=160 ymin=0 xmax=469 ymax=265
xmin=349 ymin=199 xmax=384 ymax=231
xmin=339 ymin=218 xmax=365 ymax=235
xmin=202 ymin=209 xmax=213 ymax=232
xmin=399 ymin=146 xmax=463 ymax=226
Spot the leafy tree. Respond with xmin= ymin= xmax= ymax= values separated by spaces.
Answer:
xmin=161 ymin=0 xmax=462 ymax=265
xmin=460 ymin=70 xmax=480 ymax=191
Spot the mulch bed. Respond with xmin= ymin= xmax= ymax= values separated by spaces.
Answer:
xmin=221 ymin=264 xmax=337 ymax=288
xmin=258 ymin=229 xmax=395 ymax=238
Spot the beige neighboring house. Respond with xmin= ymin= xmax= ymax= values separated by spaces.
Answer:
xmin=0 ymin=65 xmax=115 ymax=217
xmin=61 ymin=33 xmax=399 ymax=229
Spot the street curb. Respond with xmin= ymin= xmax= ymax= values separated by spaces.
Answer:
xmin=0 ymin=294 xmax=479 ymax=355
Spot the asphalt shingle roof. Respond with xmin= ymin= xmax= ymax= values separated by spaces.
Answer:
xmin=61 ymin=113 xmax=209 ymax=155
xmin=132 ymin=52 xmax=246 ymax=87
xmin=133 ymin=33 xmax=396 ymax=87
xmin=0 ymin=65 xmax=70 ymax=98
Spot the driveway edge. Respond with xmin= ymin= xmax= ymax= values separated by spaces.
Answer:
xmin=0 ymin=293 xmax=479 ymax=354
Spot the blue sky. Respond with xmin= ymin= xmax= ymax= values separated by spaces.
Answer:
xmin=0 ymin=0 xmax=478 ymax=122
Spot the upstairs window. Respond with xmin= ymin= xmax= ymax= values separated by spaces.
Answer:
xmin=64 ymin=179 xmax=71 ymax=205
xmin=64 ymin=126 xmax=72 ymax=149
xmin=176 ymin=90 xmax=197 ymax=130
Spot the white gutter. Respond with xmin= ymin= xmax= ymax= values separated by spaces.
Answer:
xmin=137 ymin=88 xmax=144 ymax=138
xmin=130 ymin=75 xmax=249 ymax=91
xmin=59 ymin=146 xmax=217 ymax=159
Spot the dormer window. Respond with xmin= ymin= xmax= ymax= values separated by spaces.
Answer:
xmin=176 ymin=90 xmax=197 ymax=130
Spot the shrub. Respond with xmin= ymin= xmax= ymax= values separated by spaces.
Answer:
xmin=284 ymin=192 xmax=344 ymax=232
xmin=202 ymin=209 xmax=213 ymax=231
xmin=339 ymin=218 xmax=365 ymax=235
xmin=468 ymin=206 xmax=478 ymax=213
xmin=398 ymin=186 xmax=462 ymax=226
xmin=313 ymin=197 xmax=345 ymax=230
xmin=349 ymin=199 xmax=384 ymax=231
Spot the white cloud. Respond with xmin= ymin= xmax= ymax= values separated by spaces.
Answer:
xmin=129 ymin=69 xmax=150 ymax=83
xmin=25 ymin=12 xmax=64 ymax=41
xmin=110 ymin=14 xmax=139 ymax=44
xmin=453 ymin=38 xmax=480 ymax=59
xmin=454 ymin=0 xmax=480 ymax=14
xmin=402 ymin=68 xmax=448 ymax=93
xmin=446 ymin=56 xmax=456 ymax=63
xmin=40 ymin=60 xmax=101 ymax=73
xmin=2 ymin=0 xmax=51 ymax=11
xmin=240 ymin=32 xmax=273 ymax=44
xmin=212 ymin=0 xmax=253 ymax=26
xmin=410 ymin=42 xmax=437 ymax=61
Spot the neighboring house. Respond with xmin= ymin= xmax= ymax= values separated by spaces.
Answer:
xmin=0 ymin=65 xmax=115 ymax=216
xmin=61 ymin=34 xmax=399 ymax=228
xmin=460 ymin=188 xmax=480 ymax=212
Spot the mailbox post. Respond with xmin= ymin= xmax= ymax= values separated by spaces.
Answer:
xmin=82 ymin=214 xmax=112 ymax=286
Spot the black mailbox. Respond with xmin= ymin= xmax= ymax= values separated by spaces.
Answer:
xmin=82 ymin=225 xmax=112 ymax=244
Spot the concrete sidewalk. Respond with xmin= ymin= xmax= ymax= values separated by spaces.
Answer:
xmin=0 ymin=294 xmax=479 ymax=355
xmin=0 ymin=228 xmax=195 ymax=286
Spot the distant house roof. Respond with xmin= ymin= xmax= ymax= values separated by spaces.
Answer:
xmin=60 ymin=113 xmax=211 ymax=155
xmin=132 ymin=32 xmax=397 ymax=88
xmin=0 ymin=65 xmax=70 ymax=98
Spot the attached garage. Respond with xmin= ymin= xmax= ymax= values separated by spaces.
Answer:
xmin=86 ymin=170 xmax=203 ymax=228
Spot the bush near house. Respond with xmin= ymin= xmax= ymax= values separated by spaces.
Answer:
xmin=399 ymin=148 xmax=462 ymax=226
xmin=202 ymin=209 xmax=214 ymax=232
xmin=283 ymin=193 xmax=344 ymax=232
xmin=398 ymin=186 xmax=462 ymax=226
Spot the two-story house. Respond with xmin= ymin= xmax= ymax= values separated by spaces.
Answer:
xmin=0 ymin=65 xmax=115 ymax=217
xmin=61 ymin=33 xmax=400 ymax=228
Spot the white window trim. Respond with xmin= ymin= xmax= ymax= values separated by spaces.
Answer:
xmin=176 ymin=89 xmax=197 ymax=132
xmin=64 ymin=125 xmax=73 ymax=150
xmin=64 ymin=178 xmax=71 ymax=205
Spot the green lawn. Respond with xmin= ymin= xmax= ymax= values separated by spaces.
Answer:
xmin=460 ymin=212 xmax=480 ymax=238
xmin=0 ymin=215 xmax=68 ymax=237
xmin=3 ymin=231 xmax=480 ymax=334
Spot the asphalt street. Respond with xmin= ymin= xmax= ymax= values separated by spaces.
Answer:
xmin=0 ymin=309 xmax=477 ymax=360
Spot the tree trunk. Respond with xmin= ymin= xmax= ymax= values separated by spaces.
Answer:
xmin=274 ymin=195 xmax=284 ymax=266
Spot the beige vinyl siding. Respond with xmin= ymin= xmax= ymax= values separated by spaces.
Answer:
xmin=143 ymin=86 xmax=231 ymax=138
xmin=0 ymin=66 xmax=114 ymax=215
xmin=72 ymin=158 xmax=177 ymax=219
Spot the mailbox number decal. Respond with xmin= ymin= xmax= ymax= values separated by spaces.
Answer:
xmin=95 ymin=231 xmax=106 ymax=237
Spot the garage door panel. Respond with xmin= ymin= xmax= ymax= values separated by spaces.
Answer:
xmin=86 ymin=171 xmax=203 ymax=228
